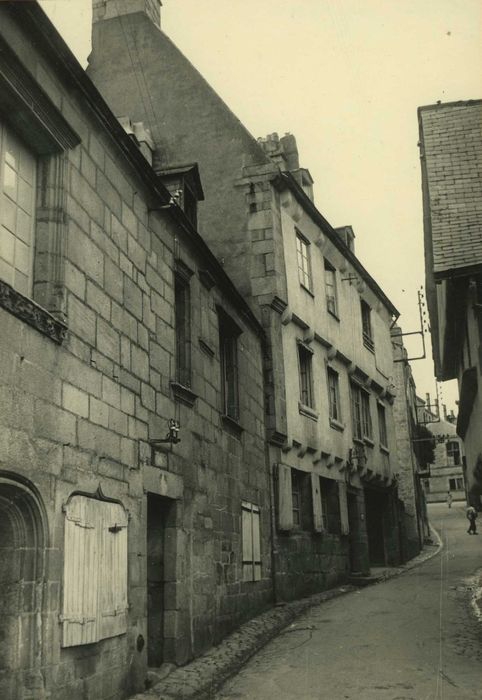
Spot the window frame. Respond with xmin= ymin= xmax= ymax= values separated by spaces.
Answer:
xmin=324 ymin=259 xmax=338 ymax=318
xmin=296 ymin=230 xmax=313 ymax=293
xmin=351 ymin=383 xmax=372 ymax=442
xmin=377 ymin=402 xmax=388 ymax=448
xmin=174 ymin=272 xmax=192 ymax=388
xmin=446 ymin=440 xmax=461 ymax=466
xmin=360 ymin=299 xmax=374 ymax=352
xmin=298 ymin=342 xmax=315 ymax=409
xmin=327 ymin=366 xmax=341 ymax=423
xmin=218 ymin=310 xmax=241 ymax=422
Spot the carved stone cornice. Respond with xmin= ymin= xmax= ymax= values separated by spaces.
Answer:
xmin=0 ymin=280 xmax=67 ymax=344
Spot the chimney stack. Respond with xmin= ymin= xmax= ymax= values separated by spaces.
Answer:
xmin=93 ymin=0 xmax=162 ymax=28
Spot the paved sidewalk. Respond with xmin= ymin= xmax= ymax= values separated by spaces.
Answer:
xmin=129 ymin=533 xmax=442 ymax=700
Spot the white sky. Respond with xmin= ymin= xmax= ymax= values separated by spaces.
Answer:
xmin=39 ymin=0 xmax=482 ymax=414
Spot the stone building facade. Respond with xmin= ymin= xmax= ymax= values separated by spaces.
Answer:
xmin=88 ymin=0 xmax=407 ymax=599
xmin=415 ymin=399 xmax=466 ymax=504
xmin=0 ymin=3 xmax=270 ymax=699
xmin=390 ymin=329 xmax=429 ymax=559
xmin=418 ymin=99 xmax=482 ymax=508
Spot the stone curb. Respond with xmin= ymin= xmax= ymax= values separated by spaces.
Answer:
xmin=129 ymin=531 xmax=443 ymax=700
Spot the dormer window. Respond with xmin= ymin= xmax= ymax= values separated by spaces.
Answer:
xmin=155 ymin=162 xmax=204 ymax=229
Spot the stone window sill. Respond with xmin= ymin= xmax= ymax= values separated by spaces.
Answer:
xmin=327 ymin=309 xmax=340 ymax=322
xmin=380 ymin=444 xmax=390 ymax=455
xmin=170 ymin=381 xmax=198 ymax=407
xmin=298 ymin=402 xmax=319 ymax=421
xmin=198 ymin=336 xmax=215 ymax=358
xmin=363 ymin=437 xmax=375 ymax=448
xmin=329 ymin=418 xmax=345 ymax=432
xmin=221 ymin=414 xmax=243 ymax=438
xmin=0 ymin=279 xmax=67 ymax=344
xmin=300 ymin=283 xmax=315 ymax=298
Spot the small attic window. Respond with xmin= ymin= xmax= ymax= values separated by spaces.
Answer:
xmin=155 ymin=162 xmax=205 ymax=230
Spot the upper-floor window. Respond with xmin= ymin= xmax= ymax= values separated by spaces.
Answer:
xmin=219 ymin=311 xmax=240 ymax=421
xmin=377 ymin=402 xmax=388 ymax=447
xmin=298 ymin=343 xmax=314 ymax=408
xmin=446 ymin=441 xmax=461 ymax=466
xmin=0 ymin=122 xmax=36 ymax=297
xmin=174 ymin=275 xmax=191 ymax=387
xmin=296 ymin=231 xmax=312 ymax=292
xmin=327 ymin=367 xmax=341 ymax=422
xmin=360 ymin=299 xmax=374 ymax=352
xmin=351 ymin=383 xmax=372 ymax=441
xmin=324 ymin=260 xmax=338 ymax=317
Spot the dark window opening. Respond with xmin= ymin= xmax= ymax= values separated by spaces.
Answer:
xmin=298 ymin=344 xmax=314 ymax=408
xmin=320 ymin=477 xmax=341 ymax=534
xmin=327 ymin=367 xmax=341 ymax=422
xmin=219 ymin=312 xmax=240 ymax=421
xmin=360 ymin=299 xmax=374 ymax=352
xmin=324 ymin=260 xmax=338 ymax=316
xmin=175 ymin=277 xmax=191 ymax=387
xmin=291 ymin=469 xmax=312 ymax=531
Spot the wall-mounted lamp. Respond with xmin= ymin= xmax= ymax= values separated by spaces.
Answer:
xmin=150 ymin=419 xmax=181 ymax=446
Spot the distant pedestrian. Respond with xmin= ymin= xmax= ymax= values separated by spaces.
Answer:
xmin=466 ymin=506 xmax=478 ymax=535
xmin=446 ymin=491 xmax=453 ymax=508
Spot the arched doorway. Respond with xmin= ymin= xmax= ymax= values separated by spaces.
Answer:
xmin=0 ymin=475 xmax=48 ymax=700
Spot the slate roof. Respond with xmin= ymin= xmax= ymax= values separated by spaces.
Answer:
xmin=418 ymin=100 xmax=482 ymax=278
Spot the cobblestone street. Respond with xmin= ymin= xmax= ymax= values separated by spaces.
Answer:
xmin=217 ymin=503 xmax=482 ymax=700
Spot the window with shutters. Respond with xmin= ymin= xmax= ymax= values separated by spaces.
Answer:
xmin=319 ymin=477 xmax=342 ymax=534
xmin=241 ymin=502 xmax=261 ymax=582
xmin=219 ymin=311 xmax=241 ymax=421
xmin=351 ymin=383 xmax=372 ymax=441
xmin=62 ymin=495 xmax=128 ymax=647
xmin=0 ymin=121 xmax=36 ymax=297
xmin=290 ymin=469 xmax=312 ymax=531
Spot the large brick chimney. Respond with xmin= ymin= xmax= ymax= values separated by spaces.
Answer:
xmin=92 ymin=0 xmax=162 ymax=27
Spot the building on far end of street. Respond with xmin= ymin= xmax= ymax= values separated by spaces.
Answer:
xmin=415 ymin=397 xmax=466 ymax=504
xmin=88 ymin=0 xmax=414 ymax=599
xmin=418 ymin=99 xmax=482 ymax=509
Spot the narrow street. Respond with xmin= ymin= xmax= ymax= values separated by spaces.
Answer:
xmin=217 ymin=503 xmax=482 ymax=700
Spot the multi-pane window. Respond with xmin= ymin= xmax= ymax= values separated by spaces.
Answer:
xmin=327 ymin=367 xmax=341 ymax=422
xmin=360 ymin=299 xmax=374 ymax=352
xmin=174 ymin=276 xmax=191 ymax=387
xmin=296 ymin=231 xmax=312 ymax=291
xmin=0 ymin=122 xmax=36 ymax=297
xmin=219 ymin=312 xmax=240 ymax=421
xmin=241 ymin=502 xmax=261 ymax=582
xmin=377 ymin=403 xmax=388 ymax=447
xmin=449 ymin=477 xmax=464 ymax=491
xmin=446 ymin=441 xmax=461 ymax=466
xmin=290 ymin=469 xmax=312 ymax=530
xmin=298 ymin=343 xmax=314 ymax=408
xmin=324 ymin=260 xmax=338 ymax=316
xmin=351 ymin=383 xmax=372 ymax=440
xmin=62 ymin=496 xmax=128 ymax=647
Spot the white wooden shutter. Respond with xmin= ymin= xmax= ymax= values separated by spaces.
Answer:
xmin=252 ymin=506 xmax=261 ymax=581
xmin=338 ymin=482 xmax=350 ymax=535
xmin=62 ymin=496 xmax=99 ymax=647
xmin=311 ymin=473 xmax=324 ymax=533
xmin=277 ymin=464 xmax=293 ymax=531
xmin=98 ymin=502 xmax=128 ymax=639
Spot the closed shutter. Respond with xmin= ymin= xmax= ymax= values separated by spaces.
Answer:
xmin=252 ymin=506 xmax=261 ymax=581
xmin=241 ymin=502 xmax=253 ymax=582
xmin=277 ymin=464 xmax=293 ymax=531
xmin=338 ymin=482 xmax=350 ymax=535
xmin=62 ymin=495 xmax=128 ymax=647
xmin=62 ymin=496 xmax=99 ymax=647
xmin=311 ymin=473 xmax=324 ymax=533
xmin=98 ymin=502 xmax=128 ymax=639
